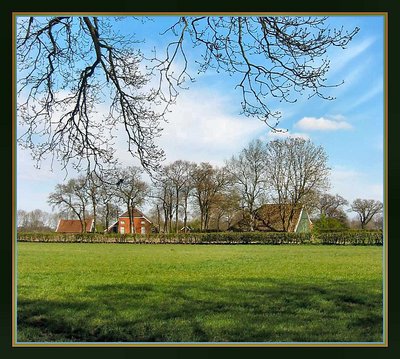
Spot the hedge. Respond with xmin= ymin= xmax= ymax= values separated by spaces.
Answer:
xmin=314 ymin=230 xmax=383 ymax=245
xmin=17 ymin=230 xmax=383 ymax=245
xmin=17 ymin=231 xmax=311 ymax=245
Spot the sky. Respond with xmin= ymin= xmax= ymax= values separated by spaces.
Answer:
xmin=16 ymin=15 xmax=385 ymax=216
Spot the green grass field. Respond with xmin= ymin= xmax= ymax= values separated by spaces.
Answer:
xmin=17 ymin=243 xmax=383 ymax=343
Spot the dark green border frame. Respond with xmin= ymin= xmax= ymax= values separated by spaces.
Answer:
xmin=2 ymin=0 xmax=399 ymax=358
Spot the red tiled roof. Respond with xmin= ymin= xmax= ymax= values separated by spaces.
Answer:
xmin=119 ymin=208 xmax=152 ymax=223
xmin=56 ymin=219 xmax=94 ymax=233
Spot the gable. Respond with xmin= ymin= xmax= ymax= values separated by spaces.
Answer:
xmin=119 ymin=208 xmax=152 ymax=224
xmin=294 ymin=209 xmax=312 ymax=233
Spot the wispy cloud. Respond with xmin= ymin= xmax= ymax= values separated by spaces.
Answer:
xmin=345 ymin=81 xmax=383 ymax=111
xmin=330 ymin=165 xmax=383 ymax=205
xmin=154 ymin=89 xmax=267 ymax=165
xmin=295 ymin=116 xmax=353 ymax=131
xmin=328 ymin=37 xmax=376 ymax=75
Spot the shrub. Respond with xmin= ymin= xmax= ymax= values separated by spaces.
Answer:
xmin=17 ymin=230 xmax=382 ymax=245
xmin=315 ymin=230 xmax=383 ymax=245
xmin=17 ymin=231 xmax=312 ymax=245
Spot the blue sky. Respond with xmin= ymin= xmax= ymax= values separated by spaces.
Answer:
xmin=16 ymin=15 xmax=385 ymax=215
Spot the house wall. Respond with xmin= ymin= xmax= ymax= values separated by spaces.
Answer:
xmin=295 ymin=210 xmax=311 ymax=233
xmin=118 ymin=217 xmax=151 ymax=234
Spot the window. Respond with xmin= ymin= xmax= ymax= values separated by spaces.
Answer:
xmin=120 ymin=220 xmax=125 ymax=224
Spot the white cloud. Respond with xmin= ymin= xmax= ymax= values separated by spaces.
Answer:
xmin=330 ymin=166 xmax=383 ymax=205
xmin=266 ymin=129 xmax=310 ymax=141
xmin=295 ymin=116 xmax=353 ymax=131
xmin=155 ymin=89 xmax=267 ymax=165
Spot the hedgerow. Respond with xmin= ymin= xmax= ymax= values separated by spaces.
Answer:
xmin=314 ymin=230 xmax=383 ymax=245
xmin=17 ymin=231 xmax=311 ymax=244
xmin=17 ymin=230 xmax=382 ymax=245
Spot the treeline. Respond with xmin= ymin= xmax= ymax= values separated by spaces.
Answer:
xmin=18 ymin=138 xmax=383 ymax=233
xmin=17 ymin=209 xmax=60 ymax=232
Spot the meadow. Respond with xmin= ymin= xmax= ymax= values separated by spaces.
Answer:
xmin=17 ymin=243 xmax=383 ymax=343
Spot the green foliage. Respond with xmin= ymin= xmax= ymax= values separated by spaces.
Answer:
xmin=314 ymin=230 xmax=383 ymax=245
xmin=18 ymin=230 xmax=383 ymax=246
xmin=17 ymin=243 xmax=383 ymax=342
xmin=313 ymin=215 xmax=349 ymax=231
xmin=17 ymin=231 xmax=312 ymax=245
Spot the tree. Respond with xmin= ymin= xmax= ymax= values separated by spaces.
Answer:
xmin=209 ymin=190 xmax=242 ymax=231
xmin=114 ymin=166 xmax=148 ymax=234
xmin=226 ymin=139 xmax=269 ymax=231
xmin=313 ymin=192 xmax=349 ymax=226
xmin=17 ymin=16 xmax=165 ymax=175
xmin=150 ymin=170 xmax=175 ymax=233
xmin=316 ymin=193 xmax=348 ymax=217
xmin=96 ymin=173 xmax=122 ymax=231
xmin=85 ymin=172 xmax=101 ymax=232
xmin=154 ymin=17 xmax=359 ymax=123
xmin=191 ymin=163 xmax=229 ymax=231
xmin=17 ymin=209 xmax=29 ymax=228
xmin=350 ymin=198 xmax=383 ymax=229
xmin=163 ymin=160 xmax=194 ymax=233
xmin=48 ymin=176 xmax=90 ymax=232
xmin=17 ymin=16 xmax=358 ymax=174
xmin=17 ymin=209 xmax=56 ymax=232
xmin=266 ymin=138 xmax=330 ymax=231
xmin=313 ymin=214 xmax=349 ymax=231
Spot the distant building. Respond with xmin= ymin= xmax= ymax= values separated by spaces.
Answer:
xmin=180 ymin=226 xmax=193 ymax=233
xmin=55 ymin=218 xmax=94 ymax=233
xmin=106 ymin=208 xmax=152 ymax=235
xmin=230 ymin=204 xmax=312 ymax=233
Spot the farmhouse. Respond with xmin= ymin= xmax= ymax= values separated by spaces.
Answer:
xmin=55 ymin=218 xmax=95 ymax=233
xmin=107 ymin=208 xmax=152 ymax=235
xmin=231 ymin=204 xmax=312 ymax=233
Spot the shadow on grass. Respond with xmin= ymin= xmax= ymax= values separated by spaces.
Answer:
xmin=17 ymin=278 xmax=383 ymax=343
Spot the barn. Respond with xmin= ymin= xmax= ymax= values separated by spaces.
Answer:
xmin=55 ymin=218 xmax=95 ymax=233
xmin=231 ymin=204 xmax=312 ymax=233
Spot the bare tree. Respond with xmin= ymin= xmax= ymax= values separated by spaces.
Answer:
xmin=226 ymin=139 xmax=269 ymax=231
xmin=17 ymin=16 xmax=166 ymax=175
xmin=266 ymin=138 xmax=330 ymax=231
xmin=17 ymin=209 xmax=55 ymax=231
xmin=372 ymin=213 xmax=383 ymax=230
xmin=17 ymin=209 xmax=29 ymax=228
xmin=17 ymin=16 xmax=358 ymax=175
xmin=163 ymin=160 xmax=194 ymax=233
xmin=191 ymin=163 xmax=229 ymax=231
xmin=96 ymin=172 xmax=122 ymax=231
xmin=209 ymin=190 xmax=242 ymax=231
xmin=316 ymin=193 xmax=349 ymax=217
xmin=85 ymin=172 xmax=102 ymax=232
xmin=48 ymin=176 xmax=90 ymax=232
xmin=309 ymin=192 xmax=349 ymax=225
xmin=350 ymin=198 xmax=383 ymax=229
xmin=114 ymin=166 xmax=148 ymax=234
xmin=152 ymin=16 xmax=359 ymax=125
xmin=150 ymin=171 xmax=175 ymax=233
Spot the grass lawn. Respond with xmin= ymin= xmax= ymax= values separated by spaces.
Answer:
xmin=16 ymin=243 xmax=383 ymax=343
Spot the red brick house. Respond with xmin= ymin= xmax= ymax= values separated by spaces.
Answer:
xmin=55 ymin=218 xmax=94 ymax=233
xmin=107 ymin=208 xmax=152 ymax=235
